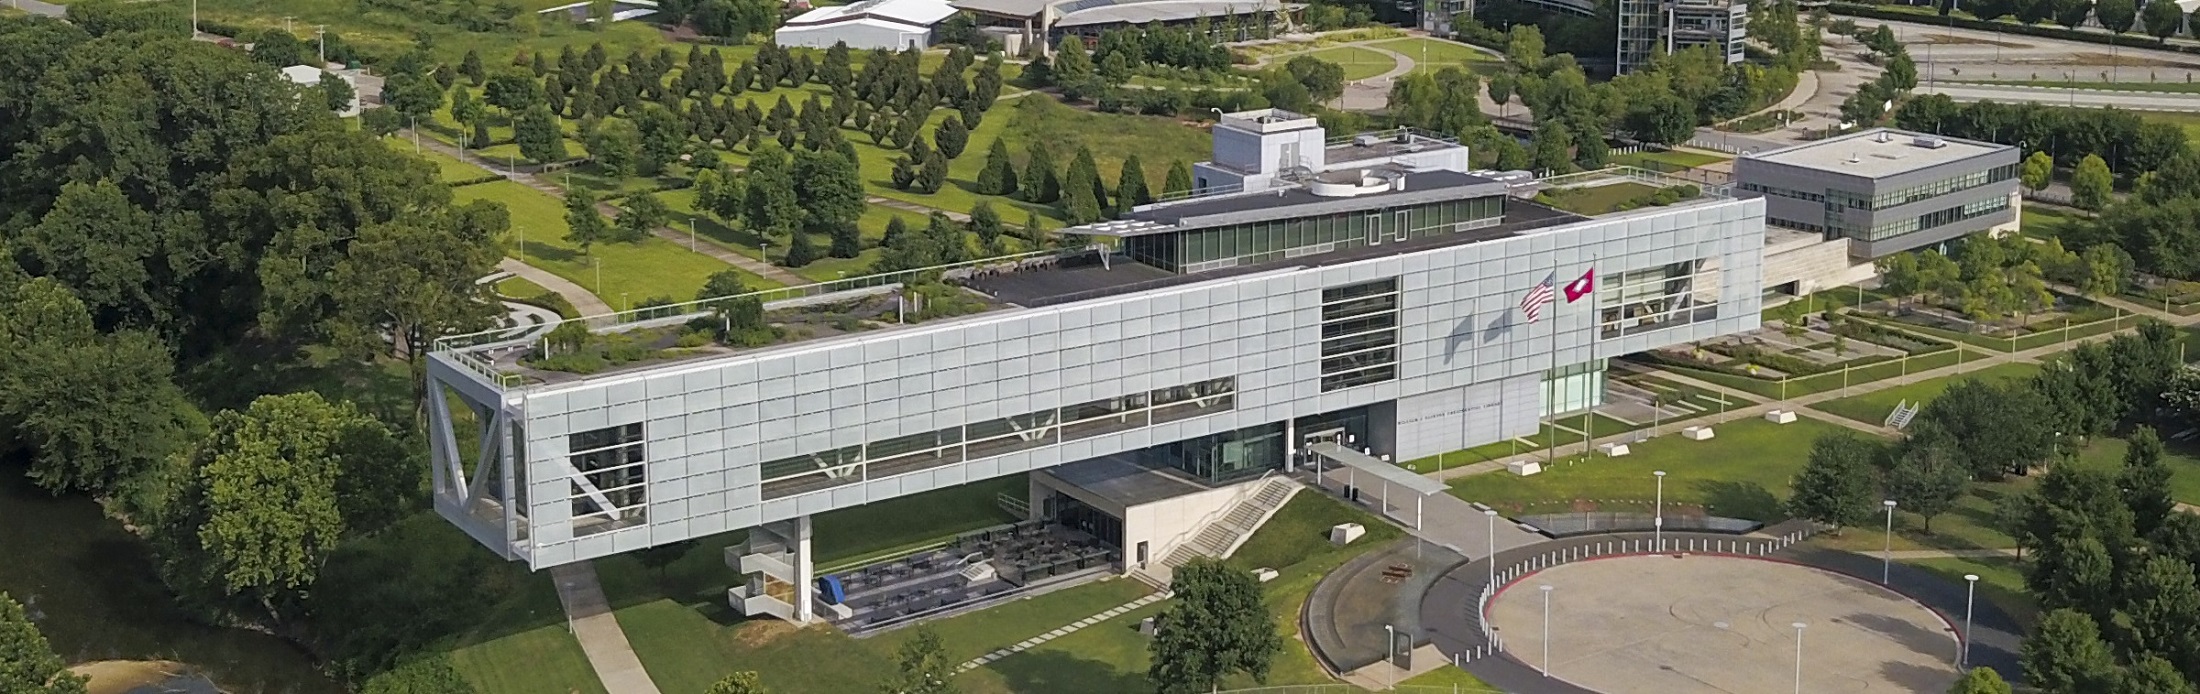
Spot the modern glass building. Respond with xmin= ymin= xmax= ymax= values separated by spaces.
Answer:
xmin=1734 ymin=128 xmax=2021 ymax=258
xmin=423 ymin=109 xmax=1768 ymax=624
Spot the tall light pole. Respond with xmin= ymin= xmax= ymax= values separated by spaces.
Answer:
xmin=1484 ymin=509 xmax=1499 ymax=593
xmin=1882 ymin=499 xmax=1898 ymax=585
xmin=688 ymin=216 xmax=697 ymax=251
xmin=1962 ymin=574 xmax=1979 ymax=669
xmin=1792 ymin=622 xmax=1808 ymax=694
xmin=1540 ymin=585 xmax=1555 ymax=677
xmin=1653 ymin=470 xmax=1667 ymax=551
xmin=317 ymin=26 xmax=327 ymax=65
xmin=1384 ymin=624 xmax=1397 ymax=690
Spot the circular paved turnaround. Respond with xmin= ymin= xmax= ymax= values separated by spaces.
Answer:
xmin=1486 ymin=554 xmax=1962 ymax=694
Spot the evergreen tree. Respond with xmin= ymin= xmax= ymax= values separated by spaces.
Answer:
xmin=1021 ymin=141 xmax=1060 ymax=203
xmin=975 ymin=139 xmax=1018 ymax=196
xmin=1163 ymin=159 xmax=1192 ymax=198
xmin=782 ymin=230 xmax=819 ymax=267
xmin=2121 ymin=425 xmax=2178 ymax=536
xmin=915 ymin=149 xmax=948 ymax=194
xmin=532 ymin=51 xmax=549 ymax=77
xmin=821 ymin=41 xmax=853 ymax=89
xmin=1946 ymin=668 xmax=2013 ymax=694
xmin=792 ymin=149 xmax=866 ymax=233
xmin=585 ymin=42 xmax=608 ymax=72
xmin=828 ymin=223 xmax=861 ymax=259
xmin=564 ymin=187 xmax=611 ymax=253
xmin=2120 ymin=656 xmax=2197 ymax=694
xmin=969 ymin=202 xmax=1005 ymax=255
xmin=2111 ymin=555 xmax=2200 ymax=666
xmin=927 ymin=212 xmax=967 ymax=264
xmin=934 ymin=115 xmax=969 ymax=160
xmin=1063 ymin=146 xmax=1109 ymax=223
xmin=2023 ymin=610 xmax=2120 ymax=694
xmin=514 ymin=104 xmax=567 ymax=163
xmin=742 ymin=145 xmax=803 ymax=239
xmin=1786 ymin=431 xmax=1882 ymax=529
xmin=1115 ymin=154 xmax=1151 ymax=214
xmin=461 ymin=49 xmax=486 ymax=86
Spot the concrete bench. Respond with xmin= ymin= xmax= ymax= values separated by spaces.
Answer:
xmin=1598 ymin=442 xmax=1632 ymax=457
xmin=1682 ymin=425 xmax=1716 ymax=441
xmin=1764 ymin=410 xmax=1798 ymax=424
xmin=1507 ymin=460 xmax=1544 ymax=476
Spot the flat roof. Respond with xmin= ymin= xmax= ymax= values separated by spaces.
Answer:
xmin=1131 ymin=169 xmax=1506 ymax=227
xmin=1306 ymin=442 xmax=1445 ymax=495
xmin=1741 ymin=128 xmax=2011 ymax=178
xmin=1041 ymin=454 xmax=1215 ymax=507
xmin=1057 ymin=0 xmax=1283 ymax=26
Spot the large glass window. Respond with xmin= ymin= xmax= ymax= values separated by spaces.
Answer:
xmin=1597 ymin=260 xmax=1721 ymax=338
xmin=568 ymin=423 xmax=646 ymax=535
xmin=1320 ymin=278 xmax=1401 ymax=392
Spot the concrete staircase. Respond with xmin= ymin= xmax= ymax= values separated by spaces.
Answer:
xmin=1142 ymin=476 xmax=1302 ymax=586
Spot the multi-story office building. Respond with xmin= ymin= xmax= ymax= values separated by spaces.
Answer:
xmin=1736 ymin=128 xmax=2020 ymax=294
xmin=1616 ymin=0 xmax=1746 ymax=74
xmin=424 ymin=109 xmax=1767 ymax=624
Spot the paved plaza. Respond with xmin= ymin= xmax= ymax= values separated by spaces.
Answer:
xmin=1486 ymin=554 xmax=1963 ymax=694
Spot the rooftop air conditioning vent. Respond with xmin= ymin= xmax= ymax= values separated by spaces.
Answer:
xmin=1354 ymin=134 xmax=1380 ymax=147
xmin=1914 ymin=135 xmax=1947 ymax=149
xmin=1875 ymin=130 xmax=1892 ymax=143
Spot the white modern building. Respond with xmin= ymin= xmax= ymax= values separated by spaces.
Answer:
xmin=775 ymin=0 xmax=960 ymax=50
xmin=424 ymin=109 xmax=1768 ymax=624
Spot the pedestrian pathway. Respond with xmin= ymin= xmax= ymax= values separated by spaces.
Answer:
xmin=954 ymin=591 xmax=1171 ymax=674
xmin=498 ymin=258 xmax=614 ymax=324
xmin=550 ymin=561 xmax=663 ymax=694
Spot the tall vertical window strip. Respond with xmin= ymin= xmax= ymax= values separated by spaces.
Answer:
xmin=568 ymin=423 xmax=646 ymax=535
xmin=1320 ymin=278 xmax=1401 ymax=392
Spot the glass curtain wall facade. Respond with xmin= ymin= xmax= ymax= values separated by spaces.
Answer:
xmin=1124 ymin=195 xmax=1505 ymax=273
xmin=1543 ymin=360 xmax=1608 ymax=416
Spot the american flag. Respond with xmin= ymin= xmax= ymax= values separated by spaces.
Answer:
xmin=1520 ymin=272 xmax=1556 ymax=323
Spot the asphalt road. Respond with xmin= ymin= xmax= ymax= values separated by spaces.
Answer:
xmin=10 ymin=0 xmax=67 ymax=17
xmin=1918 ymin=82 xmax=2200 ymax=111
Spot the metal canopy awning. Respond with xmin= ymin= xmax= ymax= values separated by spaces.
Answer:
xmin=1306 ymin=442 xmax=1446 ymax=496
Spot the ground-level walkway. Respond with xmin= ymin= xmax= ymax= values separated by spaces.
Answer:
xmin=550 ymin=561 xmax=663 ymax=694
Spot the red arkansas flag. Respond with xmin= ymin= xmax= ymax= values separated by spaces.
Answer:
xmin=1563 ymin=269 xmax=1594 ymax=303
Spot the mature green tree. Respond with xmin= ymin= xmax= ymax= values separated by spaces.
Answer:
xmin=1626 ymin=95 xmax=1697 ymax=147
xmin=483 ymin=70 xmax=543 ymax=113
xmin=632 ymin=105 xmax=685 ymax=176
xmin=1282 ymin=55 xmax=1345 ymax=103
xmin=1529 ymin=120 xmax=1574 ymax=172
xmin=2112 ymin=555 xmax=2200 ymax=669
xmin=1506 ymin=24 xmax=1545 ymax=71
xmin=1061 ymin=146 xmax=1106 ymax=224
xmin=1947 ymin=667 xmax=2013 ymax=694
xmin=0 ymin=592 xmax=87 ymax=694
xmin=565 ymin=187 xmax=612 ymax=253
xmin=251 ymin=28 xmax=308 ymax=67
xmin=1051 ymin=36 xmax=1096 ymax=96
xmin=0 ymin=281 xmax=193 ymax=498
xmin=2078 ymin=244 xmax=2131 ymax=298
xmin=2024 ymin=609 xmax=2120 ymax=694
xmin=969 ymin=202 xmax=1005 ymax=255
xmin=1787 ymin=431 xmax=1884 ymax=529
xmin=319 ymin=72 xmax=356 ymax=114
xmin=1149 ymin=558 xmax=1280 ymax=694
xmin=2120 ymin=655 xmax=2196 ymax=694
xmin=2144 ymin=0 xmax=2184 ymax=40
xmin=1913 ymin=379 xmax=2053 ymax=478
xmin=707 ymin=672 xmax=770 ymax=694
xmin=914 ymin=149 xmax=949 ymax=195
xmin=927 ymin=212 xmax=968 ymax=264
xmin=1885 ymin=435 xmax=1969 ymax=533
xmin=793 ymin=148 xmax=866 ymax=233
xmin=2072 ymin=154 xmax=2113 ymax=211
xmin=10 ymin=179 xmax=157 ymax=327
xmin=1021 ymin=141 xmax=1061 ymax=203
xmin=154 ymin=393 xmax=412 ymax=624
xmin=2098 ymin=0 xmax=2139 ymax=34
xmin=744 ymin=144 xmax=804 ymax=238
xmin=1882 ymin=53 xmax=1919 ymax=92
xmin=2052 ymin=0 xmax=2095 ymax=29
xmin=934 ymin=115 xmax=968 ymax=160
xmin=974 ymin=139 xmax=1018 ymax=196
xmin=616 ymin=192 xmax=670 ymax=243
xmin=2033 ymin=532 xmax=2116 ymax=616
xmin=881 ymin=626 xmax=956 ymax=694
xmin=359 ymin=653 xmax=477 ymax=694
xmin=1163 ymin=159 xmax=1192 ymax=198
xmin=2022 ymin=151 xmax=2055 ymax=194
xmin=326 ymin=203 xmax=505 ymax=364
xmin=65 ymin=0 xmax=189 ymax=38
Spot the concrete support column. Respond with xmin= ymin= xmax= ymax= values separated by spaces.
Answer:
xmin=1284 ymin=417 xmax=1297 ymax=472
xmin=794 ymin=514 xmax=815 ymax=624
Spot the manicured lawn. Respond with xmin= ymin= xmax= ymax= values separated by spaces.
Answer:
xmin=2072 ymin=434 xmax=2200 ymax=505
xmin=1613 ymin=148 xmax=1732 ymax=169
xmin=1809 ymin=361 xmax=2043 ymax=426
xmin=981 ymin=95 xmax=1211 ymax=212
xmin=963 ymin=599 xmax=1167 ymax=694
xmin=453 ymin=180 xmax=779 ymax=304
xmin=1302 ymin=45 xmax=1399 ymax=81
xmin=2143 ymin=110 xmax=2200 ymax=143
xmin=405 ymin=146 xmax=496 ymax=183
xmin=1227 ymin=490 xmax=1404 ymax=573
xmin=1535 ymin=182 xmax=1662 ymax=215
xmin=1448 ymin=417 xmax=1849 ymax=521
xmin=1902 ymin=555 xmax=2037 ymax=627
xmin=494 ymin=276 xmax=550 ymax=298
xmin=873 ymin=578 xmax=1154 ymax=666
xmin=618 ymin=602 xmax=898 ymax=694
xmin=448 ymin=618 xmax=607 ymax=694
xmin=1366 ymin=37 xmax=1501 ymax=74
xmin=2019 ymin=204 xmax=2083 ymax=240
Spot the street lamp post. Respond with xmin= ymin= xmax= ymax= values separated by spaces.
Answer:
xmin=1792 ymin=622 xmax=1808 ymax=694
xmin=1540 ymin=585 xmax=1555 ymax=677
xmin=689 ymin=216 xmax=697 ymax=251
xmin=1485 ymin=509 xmax=1499 ymax=593
xmin=1384 ymin=624 xmax=1397 ymax=690
xmin=1882 ymin=499 xmax=1898 ymax=585
xmin=1962 ymin=574 xmax=1979 ymax=668
xmin=1653 ymin=470 xmax=1667 ymax=551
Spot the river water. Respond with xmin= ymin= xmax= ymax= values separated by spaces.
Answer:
xmin=0 ymin=471 xmax=345 ymax=693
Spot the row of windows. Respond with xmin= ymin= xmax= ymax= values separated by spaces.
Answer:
xmin=1597 ymin=260 xmax=1723 ymax=338
xmin=1855 ymin=195 xmax=2011 ymax=241
xmin=756 ymin=376 xmax=1239 ymax=500
xmin=1122 ymin=196 xmax=1506 ymax=273
xmin=1320 ymin=278 xmax=1402 ymax=393
xmin=1855 ymin=163 xmax=2017 ymax=210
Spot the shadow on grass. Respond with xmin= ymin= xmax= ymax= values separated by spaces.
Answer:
xmin=516 ymin=242 xmax=584 ymax=265
xmin=177 ymin=338 xmax=415 ymax=425
xmin=986 ymin=641 xmax=1152 ymax=694
xmin=1695 ymin=480 xmax=1782 ymax=522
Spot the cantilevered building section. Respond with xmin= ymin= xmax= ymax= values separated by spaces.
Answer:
xmin=1616 ymin=0 xmax=1745 ymax=74
xmin=423 ymin=109 xmax=1766 ymax=627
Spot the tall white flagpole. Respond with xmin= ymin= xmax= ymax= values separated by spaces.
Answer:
xmin=1546 ymin=263 xmax=1560 ymax=469
xmin=1580 ymin=270 xmax=1595 ymax=461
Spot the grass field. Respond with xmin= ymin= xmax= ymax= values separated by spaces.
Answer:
xmin=2019 ymin=204 xmax=2083 ymax=240
xmin=447 ymin=578 xmax=608 ymax=694
xmin=1808 ymin=361 xmax=2042 ymax=426
xmin=1365 ymin=37 xmax=1501 ymax=75
xmin=1448 ymin=417 xmax=1850 ymax=521
xmin=454 ymin=180 xmax=778 ymax=304
xmin=1902 ymin=556 xmax=2037 ymax=627
xmin=2071 ymin=434 xmax=2200 ymax=505
xmin=1302 ymin=45 xmax=1400 ymax=81
xmin=407 ymin=146 xmax=496 ymax=183
xmin=2143 ymin=110 xmax=2200 ymax=142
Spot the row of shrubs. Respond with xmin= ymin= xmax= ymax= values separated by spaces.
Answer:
xmin=1615 ymin=184 xmax=1703 ymax=211
xmin=1825 ymin=315 xmax=1951 ymax=355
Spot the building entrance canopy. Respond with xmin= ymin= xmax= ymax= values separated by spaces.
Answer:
xmin=1305 ymin=442 xmax=1444 ymax=496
